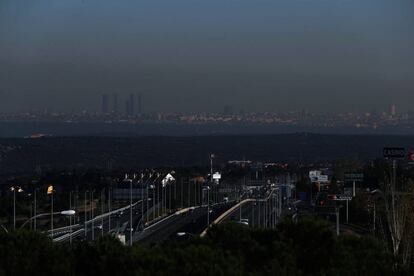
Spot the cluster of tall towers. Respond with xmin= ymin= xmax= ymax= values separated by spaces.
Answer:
xmin=102 ymin=93 xmax=142 ymax=116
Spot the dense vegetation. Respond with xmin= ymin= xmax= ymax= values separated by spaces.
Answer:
xmin=2 ymin=134 xmax=414 ymax=174
xmin=0 ymin=219 xmax=397 ymax=276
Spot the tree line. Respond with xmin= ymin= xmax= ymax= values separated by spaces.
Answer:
xmin=0 ymin=219 xmax=402 ymax=276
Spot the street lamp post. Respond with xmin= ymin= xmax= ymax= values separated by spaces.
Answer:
xmin=130 ymin=175 xmax=133 ymax=246
xmin=10 ymin=186 xmax=23 ymax=230
xmin=202 ymin=186 xmax=211 ymax=228
xmin=84 ymin=191 xmax=88 ymax=237
xmin=91 ymin=190 xmax=94 ymax=241
xmin=101 ymin=190 xmax=104 ymax=237
xmin=51 ymin=190 xmax=53 ymax=233
xmin=108 ymin=188 xmax=111 ymax=232
xmin=70 ymin=191 xmax=72 ymax=244
xmin=20 ymin=210 xmax=76 ymax=229
xmin=34 ymin=189 xmax=37 ymax=231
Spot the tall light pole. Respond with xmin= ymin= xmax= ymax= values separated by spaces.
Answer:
xmin=146 ymin=175 xmax=149 ymax=223
xmin=33 ymin=189 xmax=37 ymax=231
xmin=101 ymin=190 xmax=104 ymax=237
xmin=210 ymin=154 xmax=214 ymax=183
xmin=141 ymin=175 xmax=144 ymax=230
xmin=252 ymin=201 xmax=255 ymax=228
xmin=203 ymin=186 xmax=211 ymax=228
xmin=10 ymin=186 xmax=23 ymax=230
xmin=108 ymin=188 xmax=111 ymax=232
xmin=84 ymin=190 xmax=88 ymax=237
xmin=91 ymin=190 xmax=94 ymax=241
xmin=130 ymin=174 xmax=133 ymax=246
xmin=20 ymin=210 xmax=76 ymax=229
xmin=46 ymin=185 xmax=54 ymax=234
xmin=70 ymin=191 xmax=72 ymax=245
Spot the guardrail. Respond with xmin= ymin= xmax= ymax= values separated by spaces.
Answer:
xmin=50 ymin=200 xmax=142 ymax=240
xmin=200 ymin=199 xmax=254 ymax=237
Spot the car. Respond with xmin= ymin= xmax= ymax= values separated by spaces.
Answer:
xmin=223 ymin=197 xmax=229 ymax=202
xmin=176 ymin=232 xmax=187 ymax=237
xmin=237 ymin=221 xmax=249 ymax=226
xmin=240 ymin=218 xmax=249 ymax=224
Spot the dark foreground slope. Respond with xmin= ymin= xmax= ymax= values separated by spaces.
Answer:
xmin=1 ymin=133 xmax=413 ymax=174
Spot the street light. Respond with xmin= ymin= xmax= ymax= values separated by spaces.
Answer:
xmin=20 ymin=210 xmax=76 ymax=229
xmin=10 ymin=186 xmax=24 ymax=230
xmin=203 ymin=186 xmax=211 ymax=228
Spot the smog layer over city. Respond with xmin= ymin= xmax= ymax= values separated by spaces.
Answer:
xmin=0 ymin=1 xmax=413 ymax=275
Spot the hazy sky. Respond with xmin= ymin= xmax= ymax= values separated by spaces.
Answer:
xmin=1 ymin=0 xmax=413 ymax=113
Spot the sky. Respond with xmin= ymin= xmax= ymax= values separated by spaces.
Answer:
xmin=0 ymin=0 xmax=413 ymax=113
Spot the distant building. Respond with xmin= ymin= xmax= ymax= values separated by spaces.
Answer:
xmin=125 ymin=100 xmax=131 ymax=116
xmin=390 ymin=104 xmax=396 ymax=117
xmin=138 ymin=93 xmax=142 ymax=114
xmin=102 ymin=94 xmax=108 ymax=113
xmin=112 ymin=93 xmax=118 ymax=113
xmin=129 ymin=94 xmax=135 ymax=116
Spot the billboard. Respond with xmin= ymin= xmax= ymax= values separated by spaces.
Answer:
xmin=309 ymin=170 xmax=329 ymax=183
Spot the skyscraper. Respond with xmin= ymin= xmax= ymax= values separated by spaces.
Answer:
xmin=390 ymin=104 xmax=396 ymax=117
xmin=138 ymin=93 xmax=142 ymax=114
xmin=102 ymin=94 xmax=108 ymax=114
xmin=129 ymin=94 xmax=135 ymax=116
xmin=112 ymin=93 xmax=118 ymax=113
xmin=125 ymin=100 xmax=130 ymax=116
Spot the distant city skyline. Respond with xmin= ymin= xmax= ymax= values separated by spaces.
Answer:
xmin=1 ymin=0 xmax=413 ymax=113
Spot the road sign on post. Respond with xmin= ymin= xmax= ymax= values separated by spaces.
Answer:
xmin=383 ymin=147 xmax=405 ymax=159
xmin=344 ymin=172 xmax=363 ymax=197
xmin=344 ymin=173 xmax=364 ymax=183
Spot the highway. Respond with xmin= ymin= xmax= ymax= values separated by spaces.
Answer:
xmin=135 ymin=203 xmax=235 ymax=245
xmin=53 ymin=187 xmax=289 ymax=245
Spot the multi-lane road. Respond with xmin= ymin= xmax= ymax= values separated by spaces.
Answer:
xmin=52 ymin=187 xmax=291 ymax=245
